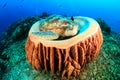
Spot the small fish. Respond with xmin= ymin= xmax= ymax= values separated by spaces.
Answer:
xmin=16 ymin=6 xmax=19 ymax=8
xmin=20 ymin=5 xmax=23 ymax=7
xmin=71 ymin=16 xmax=74 ymax=21
xmin=3 ymin=3 xmax=7 ymax=7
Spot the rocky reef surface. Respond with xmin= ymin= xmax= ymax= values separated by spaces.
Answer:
xmin=0 ymin=14 xmax=120 ymax=80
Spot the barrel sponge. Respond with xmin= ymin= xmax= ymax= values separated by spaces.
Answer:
xmin=25 ymin=15 xmax=103 ymax=78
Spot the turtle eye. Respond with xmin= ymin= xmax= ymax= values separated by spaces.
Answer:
xmin=69 ymin=26 xmax=73 ymax=30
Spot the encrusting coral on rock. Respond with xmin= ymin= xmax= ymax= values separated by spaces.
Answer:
xmin=25 ymin=15 xmax=103 ymax=78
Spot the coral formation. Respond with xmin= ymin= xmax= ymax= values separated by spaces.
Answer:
xmin=0 ymin=12 xmax=49 ymax=54
xmin=95 ymin=18 xmax=111 ymax=34
xmin=25 ymin=15 xmax=103 ymax=77
xmin=1 ymin=14 xmax=120 ymax=80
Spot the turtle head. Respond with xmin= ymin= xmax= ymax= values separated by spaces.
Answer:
xmin=64 ymin=24 xmax=78 ymax=37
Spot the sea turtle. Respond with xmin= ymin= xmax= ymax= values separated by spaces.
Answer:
xmin=32 ymin=15 xmax=79 ymax=40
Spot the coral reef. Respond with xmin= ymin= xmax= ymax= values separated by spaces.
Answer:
xmin=0 ymin=12 xmax=49 ymax=54
xmin=25 ymin=15 xmax=103 ymax=78
xmin=0 ymin=58 xmax=6 ymax=79
xmin=0 ymin=16 xmax=39 ymax=55
xmin=0 ymin=12 xmax=49 ymax=80
xmin=1 ymin=14 xmax=120 ymax=80
xmin=95 ymin=18 xmax=111 ymax=34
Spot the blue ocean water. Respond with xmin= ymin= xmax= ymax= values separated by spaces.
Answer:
xmin=0 ymin=0 xmax=120 ymax=38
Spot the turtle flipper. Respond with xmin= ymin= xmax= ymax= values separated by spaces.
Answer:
xmin=32 ymin=31 xmax=59 ymax=40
